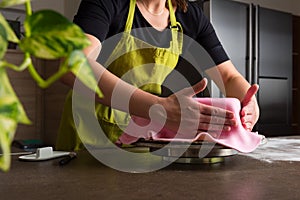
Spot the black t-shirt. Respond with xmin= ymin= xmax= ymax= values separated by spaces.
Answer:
xmin=73 ymin=0 xmax=230 ymax=96
xmin=73 ymin=0 xmax=229 ymax=65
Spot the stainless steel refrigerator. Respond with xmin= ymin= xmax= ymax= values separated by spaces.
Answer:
xmin=202 ymin=0 xmax=293 ymax=136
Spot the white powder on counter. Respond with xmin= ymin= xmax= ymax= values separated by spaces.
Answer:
xmin=240 ymin=137 xmax=300 ymax=163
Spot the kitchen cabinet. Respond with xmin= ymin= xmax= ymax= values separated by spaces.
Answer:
xmin=42 ymin=59 xmax=69 ymax=146
xmin=4 ymin=50 xmax=69 ymax=145
xmin=4 ymin=50 xmax=43 ymax=140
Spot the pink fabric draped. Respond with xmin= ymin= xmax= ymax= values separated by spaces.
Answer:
xmin=117 ymin=98 xmax=262 ymax=153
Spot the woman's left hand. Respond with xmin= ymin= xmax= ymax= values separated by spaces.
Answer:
xmin=240 ymin=84 xmax=260 ymax=131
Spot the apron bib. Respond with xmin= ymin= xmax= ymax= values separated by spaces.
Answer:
xmin=56 ymin=0 xmax=183 ymax=150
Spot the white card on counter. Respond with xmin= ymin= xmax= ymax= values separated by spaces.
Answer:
xmin=19 ymin=147 xmax=71 ymax=161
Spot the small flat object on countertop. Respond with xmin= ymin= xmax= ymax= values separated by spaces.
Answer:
xmin=19 ymin=147 xmax=72 ymax=161
xmin=117 ymin=98 xmax=263 ymax=153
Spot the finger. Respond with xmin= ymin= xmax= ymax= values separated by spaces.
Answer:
xmin=241 ymin=114 xmax=255 ymax=131
xmin=192 ymin=78 xmax=208 ymax=96
xmin=179 ymin=78 xmax=208 ymax=97
xmin=198 ymin=123 xmax=232 ymax=132
xmin=241 ymin=84 xmax=259 ymax=107
xmin=199 ymin=114 xmax=237 ymax=126
xmin=243 ymin=122 xmax=253 ymax=131
xmin=200 ymin=104 xmax=235 ymax=119
xmin=240 ymin=109 xmax=245 ymax=117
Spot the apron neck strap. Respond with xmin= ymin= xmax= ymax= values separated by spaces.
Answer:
xmin=167 ymin=0 xmax=177 ymax=29
xmin=125 ymin=0 xmax=178 ymax=32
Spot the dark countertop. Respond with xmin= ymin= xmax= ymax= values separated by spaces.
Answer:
xmin=1 ymin=144 xmax=300 ymax=200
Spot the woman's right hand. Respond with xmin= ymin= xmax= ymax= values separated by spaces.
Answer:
xmin=155 ymin=78 xmax=237 ymax=135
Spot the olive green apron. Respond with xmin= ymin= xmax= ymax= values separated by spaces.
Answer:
xmin=56 ymin=0 xmax=183 ymax=151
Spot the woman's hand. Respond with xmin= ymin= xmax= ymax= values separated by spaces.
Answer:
xmin=240 ymin=84 xmax=260 ymax=131
xmin=156 ymin=78 xmax=237 ymax=135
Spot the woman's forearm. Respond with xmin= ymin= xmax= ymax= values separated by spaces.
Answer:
xmin=93 ymin=60 xmax=159 ymax=120
xmin=206 ymin=60 xmax=251 ymax=101
xmin=224 ymin=74 xmax=251 ymax=101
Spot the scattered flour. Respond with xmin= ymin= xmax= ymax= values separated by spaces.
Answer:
xmin=240 ymin=137 xmax=300 ymax=163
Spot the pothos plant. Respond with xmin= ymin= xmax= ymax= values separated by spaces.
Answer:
xmin=0 ymin=0 xmax=102 ymax=171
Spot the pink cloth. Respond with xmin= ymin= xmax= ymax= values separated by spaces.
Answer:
xmin=117 ymin=98 xmax=262 ymax=153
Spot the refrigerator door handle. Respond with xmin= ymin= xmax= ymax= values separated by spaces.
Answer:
xmin=247 ymin=3 xmax=254 ymax=84
xmin=253 ymin=5 xmax=259 ymax=85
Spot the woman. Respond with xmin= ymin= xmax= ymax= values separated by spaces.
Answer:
xmin=56 ymin=0 xmax=259 ymax=151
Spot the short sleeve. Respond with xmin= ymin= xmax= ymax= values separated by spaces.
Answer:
xmin=73 ymin=0 xmax=116 ymax=42
xmin=195 ymin=8 xmax=229 ymax=65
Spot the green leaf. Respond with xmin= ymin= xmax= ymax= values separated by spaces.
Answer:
xmin=0 ymin=0 xmax=28 ymax=8
xmin=19 ymin=10 xmax=90 ymax=59
xmin=0 ymin=116 xmax=17 ymax=172
xmin=0 ymin=23 xmax=8 ymax=59
xmin=0 ymin=67 xmax=31 ymax=124
xmin=67 ymin=50 xmax=103 ymax=98
xmin=0 ymin=13 xmax=19 ymax=43
xmin=0 ymin=97 xmax=19 ymax=119
xmin=0 ymin=68 xmax=30 ymax=171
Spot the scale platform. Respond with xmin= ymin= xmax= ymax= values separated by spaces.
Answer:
xmin=134 ymin=140 xmax=238 ymax=164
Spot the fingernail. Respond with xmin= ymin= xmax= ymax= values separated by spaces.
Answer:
xmin=233 ymin=121 xmax=238 ymax=127
xmin=224 ymin=126 xmax=231 ymax=131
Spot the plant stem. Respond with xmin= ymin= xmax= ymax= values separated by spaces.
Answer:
xmin=25 ymin=0 xmax=32 ymax=16
xmin=24 ymin=0 xmax=32 ymax=37
xmin=0 ymin=57 xmax=31 ymax=72
xmin=26 ymin=55 xmax=68 ymax=88
xmin=22 ymin=0 xmax=68 ymax=88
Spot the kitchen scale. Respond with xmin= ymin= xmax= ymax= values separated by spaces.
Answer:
xmin=133 ymin=140 xmax=238 ymax=164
